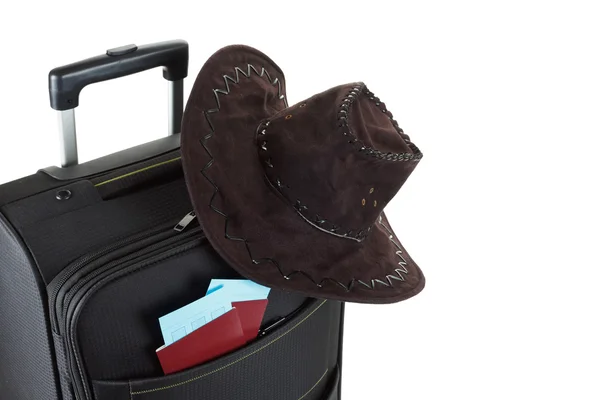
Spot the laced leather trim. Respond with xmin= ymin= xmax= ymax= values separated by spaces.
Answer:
xmin=338 ymin=84 xmax=423 ymax=160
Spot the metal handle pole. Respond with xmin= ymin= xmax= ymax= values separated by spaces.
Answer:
xmin=168 ymin=79 xmax=184 ymax=135
xmin=57 ymin=109 xmax=78 ymax=167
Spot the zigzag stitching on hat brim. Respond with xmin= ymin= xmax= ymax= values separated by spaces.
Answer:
xmin=197 ymin=63 xmax=410 ymax=292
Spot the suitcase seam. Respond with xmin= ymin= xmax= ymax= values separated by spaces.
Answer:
xmin=130 ymin=299 xmax=327 ymax=397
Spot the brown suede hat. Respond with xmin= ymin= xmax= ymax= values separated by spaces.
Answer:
xmin=181 ymin=45 xmax=425 ymax=304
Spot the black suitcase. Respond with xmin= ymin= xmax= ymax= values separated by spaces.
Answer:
xmin=0 ymin=40 xmax=344 ymax=400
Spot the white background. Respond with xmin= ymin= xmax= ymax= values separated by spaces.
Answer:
xmin=1 ymin=1 xmax=599 ymax=399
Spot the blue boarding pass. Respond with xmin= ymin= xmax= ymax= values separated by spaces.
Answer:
xmin=206 ymin=279 xmax=271 ymax=300
xmin=158 ymin=289 xmax=233 ymax=346
xmin=158 ymin=279 xmax=271 ymax=346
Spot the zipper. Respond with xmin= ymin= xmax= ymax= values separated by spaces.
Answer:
xmin=57 ymin=227 xmax=202 ymax=333
xmin=65 ymin=237 xmax=204 ymax=400
xmin=49 ymin=211 xmax=199 ymax=332
xmin=258 ymin=301 xmax=308 ymax=338
xmin=174 ymin=211 xmax=197 ymax=232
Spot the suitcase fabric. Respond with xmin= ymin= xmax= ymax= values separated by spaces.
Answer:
xmin=0 ymin=41 xmax=344 ymax=400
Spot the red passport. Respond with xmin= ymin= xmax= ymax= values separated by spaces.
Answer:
xmin=231 ymin=299 xmax=269 ymax=341
xmin=156 ymin=308 xmax=246 ymax=375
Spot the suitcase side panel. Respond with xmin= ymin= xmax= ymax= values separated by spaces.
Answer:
xmin=0 ymin=212 xmax=60 ymax=400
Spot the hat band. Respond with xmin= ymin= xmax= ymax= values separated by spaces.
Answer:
xmin=257 ymin=119 xmax=371 ymax=243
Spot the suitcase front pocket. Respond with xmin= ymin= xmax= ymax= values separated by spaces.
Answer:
xmin=91 ymin=299 xmax=342 ymax=400
xmin=51 ymin=225 xmax=324 ymax=400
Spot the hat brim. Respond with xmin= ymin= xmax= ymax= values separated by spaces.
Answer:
xmin=181 ymin=45 xmax=425 ymax=304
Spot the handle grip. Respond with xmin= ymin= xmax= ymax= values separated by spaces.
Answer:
xmin=48 ymin=40 xmax=188 ymax=110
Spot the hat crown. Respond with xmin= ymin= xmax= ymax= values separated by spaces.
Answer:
xmin=257 ymin=83 xmax=422 ymax=241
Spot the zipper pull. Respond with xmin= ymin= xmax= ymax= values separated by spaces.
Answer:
xmin=258 ymin=315 xmax=289 ymax=338
xmin=174 ymin=211 xmax=197 ymax=232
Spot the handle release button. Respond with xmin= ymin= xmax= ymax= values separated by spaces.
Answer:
xmin=106 ymin=44 xmax=138 ymax=57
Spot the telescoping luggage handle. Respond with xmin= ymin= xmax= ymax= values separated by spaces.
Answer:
xmin=48 ymin=40 xmax=188 ymax=168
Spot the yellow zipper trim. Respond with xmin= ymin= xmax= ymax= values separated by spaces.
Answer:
xmin=94 ymin=157 xmax=182 ymax=187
